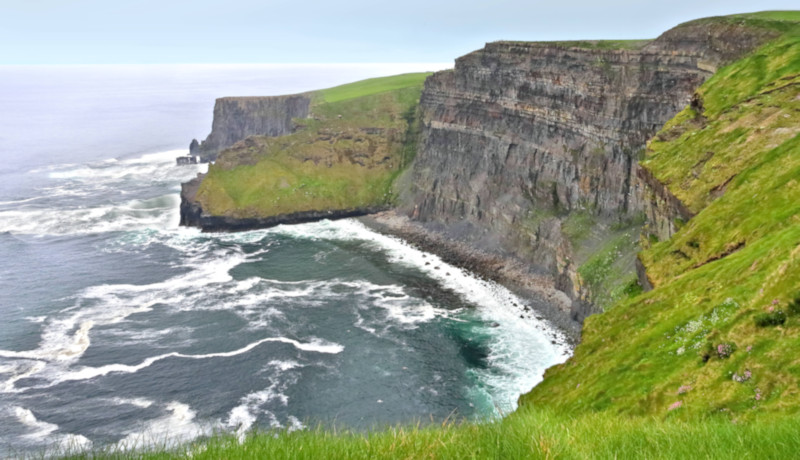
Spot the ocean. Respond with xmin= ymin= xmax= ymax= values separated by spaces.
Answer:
xmin=0 ymin=64 xmax=570 ymax=456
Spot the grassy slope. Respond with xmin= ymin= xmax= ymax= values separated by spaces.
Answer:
xmin=523 ymin=14 xmax=800 ymax=420
xmin=62 ymin=409 xmax=800 ymax=459
xmin=194 ymin=73 xmax=430 ymax=218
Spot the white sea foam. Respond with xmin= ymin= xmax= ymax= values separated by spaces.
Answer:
xmin=110 ymin=397 xmax=155 ymax=408
xmin=0 ymin=320 xmax=94 ymax=363
xmin=48 ymin=149 xmax=199 ymax=184
xmin=1 ymin=149 xmax=206 ymax=236
xmin=227 ymin=360 xmax=305 ymax=441
xmin=99 ymin=326 xmax=196 ymax=347
xmin=0 ymin=245 xmax=246 ymax=392
xmin=0 ymin=196 xmax=46 ymax=206
xmin=113 ymin=401 xmax=212 ymax=452
xmin=267 ymin=219 xmax=572 ymax=413
xmin=24 ymin=316 xmax=47 ymax=324
xmin=12 ymin=406 xmax=93 ymax=452
xmin=44 ymin=336 xmax=340 ymax=385
xmin=0 ymin=194 xmax=184 ymax=235
xmin=0 ymin=360 xmax=46 ymax=393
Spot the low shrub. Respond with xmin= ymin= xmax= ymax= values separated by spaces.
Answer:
xmin=754 ymin=311 xmax=786 ymax=327
xmin=787 ymin=293 xmax=800 ymax=315
xmin=716 ymin=343 xmax=735 ymax=359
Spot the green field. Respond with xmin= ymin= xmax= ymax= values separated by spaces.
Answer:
xmin=317 ymin=72 xmax=434 ymax=103
xmin=57 ymin=409 xmax=800 ymax=459
xmin=718 ymin=10 xmax=800 ymax=23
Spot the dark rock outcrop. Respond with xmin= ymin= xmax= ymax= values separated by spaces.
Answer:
xmin=190 ymin=94 xmax=311 ymax=162
xmin=637 ymin=165 xmax=695 ymax=242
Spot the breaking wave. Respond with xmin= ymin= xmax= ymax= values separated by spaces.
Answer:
xmin=0 ymin=149 xmax=205 ymax=236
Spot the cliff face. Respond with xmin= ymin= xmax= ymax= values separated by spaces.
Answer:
xmin=400 ymin=22 xmax=773 ymax=322
xmin=190 ymin=95 xmax=311 ymax=161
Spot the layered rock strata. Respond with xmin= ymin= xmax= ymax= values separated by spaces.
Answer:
xmin=190 ymin=94 xmax=311 ymax=161
xmin=400 ymin=22 xmax=773 ymax=323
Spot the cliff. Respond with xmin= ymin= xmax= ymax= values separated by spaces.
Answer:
xmin=524 ymin=12 xmax=800 ymax=417
xmin=190 ymin=94 xmax=311 ymax=162
xmin=398 ymin=17 xmax=778 ymax=325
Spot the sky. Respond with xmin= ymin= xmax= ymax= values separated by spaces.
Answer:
xmin=1 ymin=0 xmax=798 ymax=64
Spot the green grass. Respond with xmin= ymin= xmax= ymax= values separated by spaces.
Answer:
xmin=561 ymin=210 xmax=594 ymax=245
xmin=317 ymin=73 xmax=432 ymax=103
xmin=54 ymin=409 xmax=800 ymax=459
xmin=729 ymin=11 xmax=800 ymax=22
xmin=576 ymin=232 xmax=640 ymax=310
xmin=681 ymin=10 xmax=800 ymax=35
xmin=196 ymin=75 xmax=427 ymax=218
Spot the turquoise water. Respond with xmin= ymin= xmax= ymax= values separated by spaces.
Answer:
xmin=0 ymin=65 xmax=569 ymax=455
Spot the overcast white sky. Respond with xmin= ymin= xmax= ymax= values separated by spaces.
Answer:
xmin=1 ymin=1 xmax=798 ymax=64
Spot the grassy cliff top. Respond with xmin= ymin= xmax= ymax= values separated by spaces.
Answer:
xmin=316 ymin=72 xmax=432 ymax=103
xmin=195 ymin=73 xmax=428 ymax=218
xmin=68 ymin=408 xmax=800 ymax=459
xmin=492 ymin=11 xmax=800 ymax=52
xmin=692 ymin=10 xmax=800 ymax=26
xmin=490 ymin=39 xmax=652 ymax=51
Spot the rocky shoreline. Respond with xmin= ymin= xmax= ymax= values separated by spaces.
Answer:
xmin=180 ymin=175 xmax=581 ymax=340
xmin=359 ymin=210 xmax=581 ymax=342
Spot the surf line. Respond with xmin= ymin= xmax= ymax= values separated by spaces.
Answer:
xmin=50 ymin=337 xmax=342 ymax=384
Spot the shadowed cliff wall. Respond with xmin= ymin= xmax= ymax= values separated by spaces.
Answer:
xmin=191 ymin=94 xmax=311 ymax=161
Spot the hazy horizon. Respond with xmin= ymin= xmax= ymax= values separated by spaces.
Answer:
xmin=2 ymin=1 xmax=798 ymax=65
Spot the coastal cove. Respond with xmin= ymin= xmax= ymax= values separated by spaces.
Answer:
xmin=2 ymin=9 xmax=800 ymax=458
xmin=0 ymin=64 xmax=571 ymax=457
